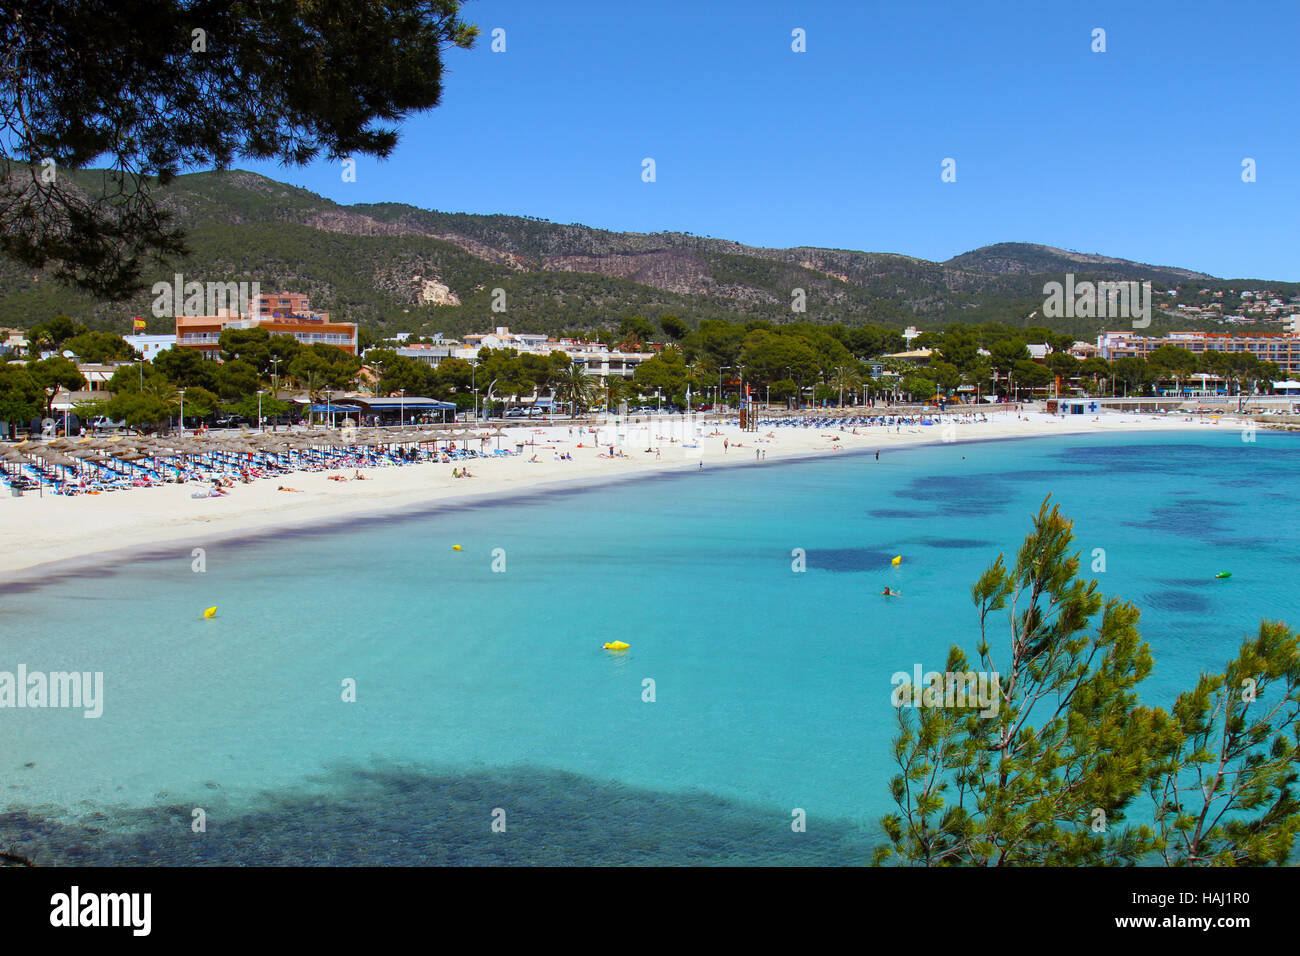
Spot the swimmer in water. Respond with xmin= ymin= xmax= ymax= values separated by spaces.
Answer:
xmin=882 ymin=587 xmax=900 ymax=597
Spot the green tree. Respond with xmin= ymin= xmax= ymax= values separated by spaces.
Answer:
xmin=877 ymin=499 xmax=1300 ymax=866
xmin=226 ymin=393 xmax=291 ymax=425
xmin=1012 ymin=360 xmax=1052 ymax=398
xmin=0 ymin=363 xmax=45 ymax=426
xmin=618 ymin=316 xmax=655 ymax=348
xmin=739 ymin=330 xmax=819 ymax=385
xmin=213 ymin=359 xmax=261 ymax=402
xmin=29 ymin=356 xmax=86 ymax=413
xmin=928 ymin=361 xmax=963 ymax=395
xmin=1079 ymin=356 xmax=1111 ymax=394
xmin=1044 ymin=351 xmax=1080 ymax=384
xmin=829 ymin=363 xmax=863 ymax=406
xmin=1111 ymin=357 xmax=1152 ymax=396
xmin=1148 ymin=345 xmax=1198 ymax=394
xmin=659 ymin=314 xmax=690 ymax=341
xmin=900 ymin=375 xmax=936 ymax=403
xmin=2 ymin=0 xmax=478 ymax=299
xmin=989 ymin=339 xmax=1029 ymax=380
xmin=25 ymin=314 xmax=80 ymax=351
xmin=62 ymin=331 xmax=133 ymax=362
xmin=768 ymin=378 xmax=797 ymax=403
xmin=155 ymin=346 xmax=220 ymax=391
xmin=633 ymin=346 xmax=689 ymax=402
xmin=552 ymin=363 xmax=598 ymax=417
xmin=177 ymin=385 xmax=219 ymax=424
xmin=367 ymin=350 xmax=431 ymax=397
xmin=432 ymin=357 xmax=474 ymax=395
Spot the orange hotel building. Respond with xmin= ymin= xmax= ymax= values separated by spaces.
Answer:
xmin=174 ymin=293 xmax=358 ymax=357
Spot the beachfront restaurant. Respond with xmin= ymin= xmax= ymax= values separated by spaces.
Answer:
xmin=341 ymin=396 xmax=457 ymax=426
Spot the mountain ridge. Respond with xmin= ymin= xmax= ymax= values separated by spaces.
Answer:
xmin=0 ymin=168 xmax=1291 ymax=340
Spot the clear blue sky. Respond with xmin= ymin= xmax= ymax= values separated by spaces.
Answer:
xmin=239 ymin=0 xmax=1299 ymax=281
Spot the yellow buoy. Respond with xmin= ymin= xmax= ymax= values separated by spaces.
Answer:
xmin=203 ymin=606 xmax=217 ymax=619
xmin=603 ymin=641 xmax=630 ymax=651
xmin=891 ymin=555 xmax=902 ymax=566
xmin=452 ymin=545 xmax=462 ymax=551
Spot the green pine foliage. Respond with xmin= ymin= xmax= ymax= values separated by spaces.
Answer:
xmin=877 ymin=498 xmax=1300 ymax=866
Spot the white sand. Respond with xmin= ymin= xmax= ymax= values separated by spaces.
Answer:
xmin=0 ymin=410 xmax=1234 ymax=577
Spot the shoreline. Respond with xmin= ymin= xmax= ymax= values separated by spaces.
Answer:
xmin=0 ymin=412 xmax=1242 ymax=582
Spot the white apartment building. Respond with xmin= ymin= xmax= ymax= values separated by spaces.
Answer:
xmin=386 ymin=327 xmax=654 ymax=379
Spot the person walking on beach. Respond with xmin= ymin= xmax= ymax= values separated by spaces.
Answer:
xmin=724 ymin=438 xmax=729 ymax=453
xmin=875 ymin=449 xmax=879 ymax=460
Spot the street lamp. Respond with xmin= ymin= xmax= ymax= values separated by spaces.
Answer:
xmin=179 ymin=387 xmax=186 ymax=434
xmin=257 ymin=389 xmax=265 ymax=433
xmin=398 ymin=388 xmax=405 ymax=429
xmin=325 ymin=389 xmax=332 ymax=428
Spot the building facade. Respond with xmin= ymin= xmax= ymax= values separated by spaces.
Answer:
xmin=122 ymin=334 xmax=176 ymax=362
xmin=380 ymin=327 xmax=653 ymax=379
xmin=1096 ymin=331 xmax=1300 ymax=375
xmin=174 ymin=293 xmax=358 ymax=357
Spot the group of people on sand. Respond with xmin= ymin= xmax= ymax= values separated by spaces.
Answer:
xmin=325 ymin=470 xmax=371 ymax=483
xmin=452 ymin=467 xmax=475 ymax=478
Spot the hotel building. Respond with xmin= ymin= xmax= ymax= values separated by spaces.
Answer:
xmin=174 ymin=293 xmax=358 ymax=357
xmin=388 ymin=327 xmax=654 ymax=379
xmin=1096 ymin=331 xmax=1300 ymax=375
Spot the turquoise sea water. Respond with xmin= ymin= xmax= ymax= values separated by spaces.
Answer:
xmin=2 ymin=429 xmax=1298 ymax=864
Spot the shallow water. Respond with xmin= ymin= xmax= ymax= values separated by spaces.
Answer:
xmin=2 ymin=429 xmax=1296 ymax=864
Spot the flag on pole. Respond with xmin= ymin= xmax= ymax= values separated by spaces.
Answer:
xmin=132 ymin=317 xmax=146 ymax=331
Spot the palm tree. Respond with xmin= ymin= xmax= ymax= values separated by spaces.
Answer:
xmin=552 ymin=364 xmax=597 ymax=417
xmin=27 ymin=329 xmax=54 ymax=358
xmin=830 ymin=364 xmax=862 ymax=407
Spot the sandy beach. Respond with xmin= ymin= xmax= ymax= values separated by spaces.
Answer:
xmin=0 ymin=410 xmax=1235 ymax=579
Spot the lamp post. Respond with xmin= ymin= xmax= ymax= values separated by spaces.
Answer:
xmin=472 ymin=366 xmax=477 ymax=421
xmin=179 ymin=387 xmax=186 ymax=435
xmin=269 ymin=358 xmax=282 ymax=430
xmin=398 ymin=388 xmax=405 ymax=429
xmin=325 ymin=389 xmax=332 ymax=429
xmin=258 ymin=389 xmax=265 ymax=433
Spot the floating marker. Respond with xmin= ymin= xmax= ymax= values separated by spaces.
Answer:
xmin=603 ymin=641 xmax=630 ymax=651
xmin=203 ymin=606 xmax=217 ymax=619
xmin=891 ymin=555 xmax=902 ymax=566
xmin=452 ymin=545 xmax=462 ymax=551
xmin=1215 ymin=571 xmax=1232 ymax=579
